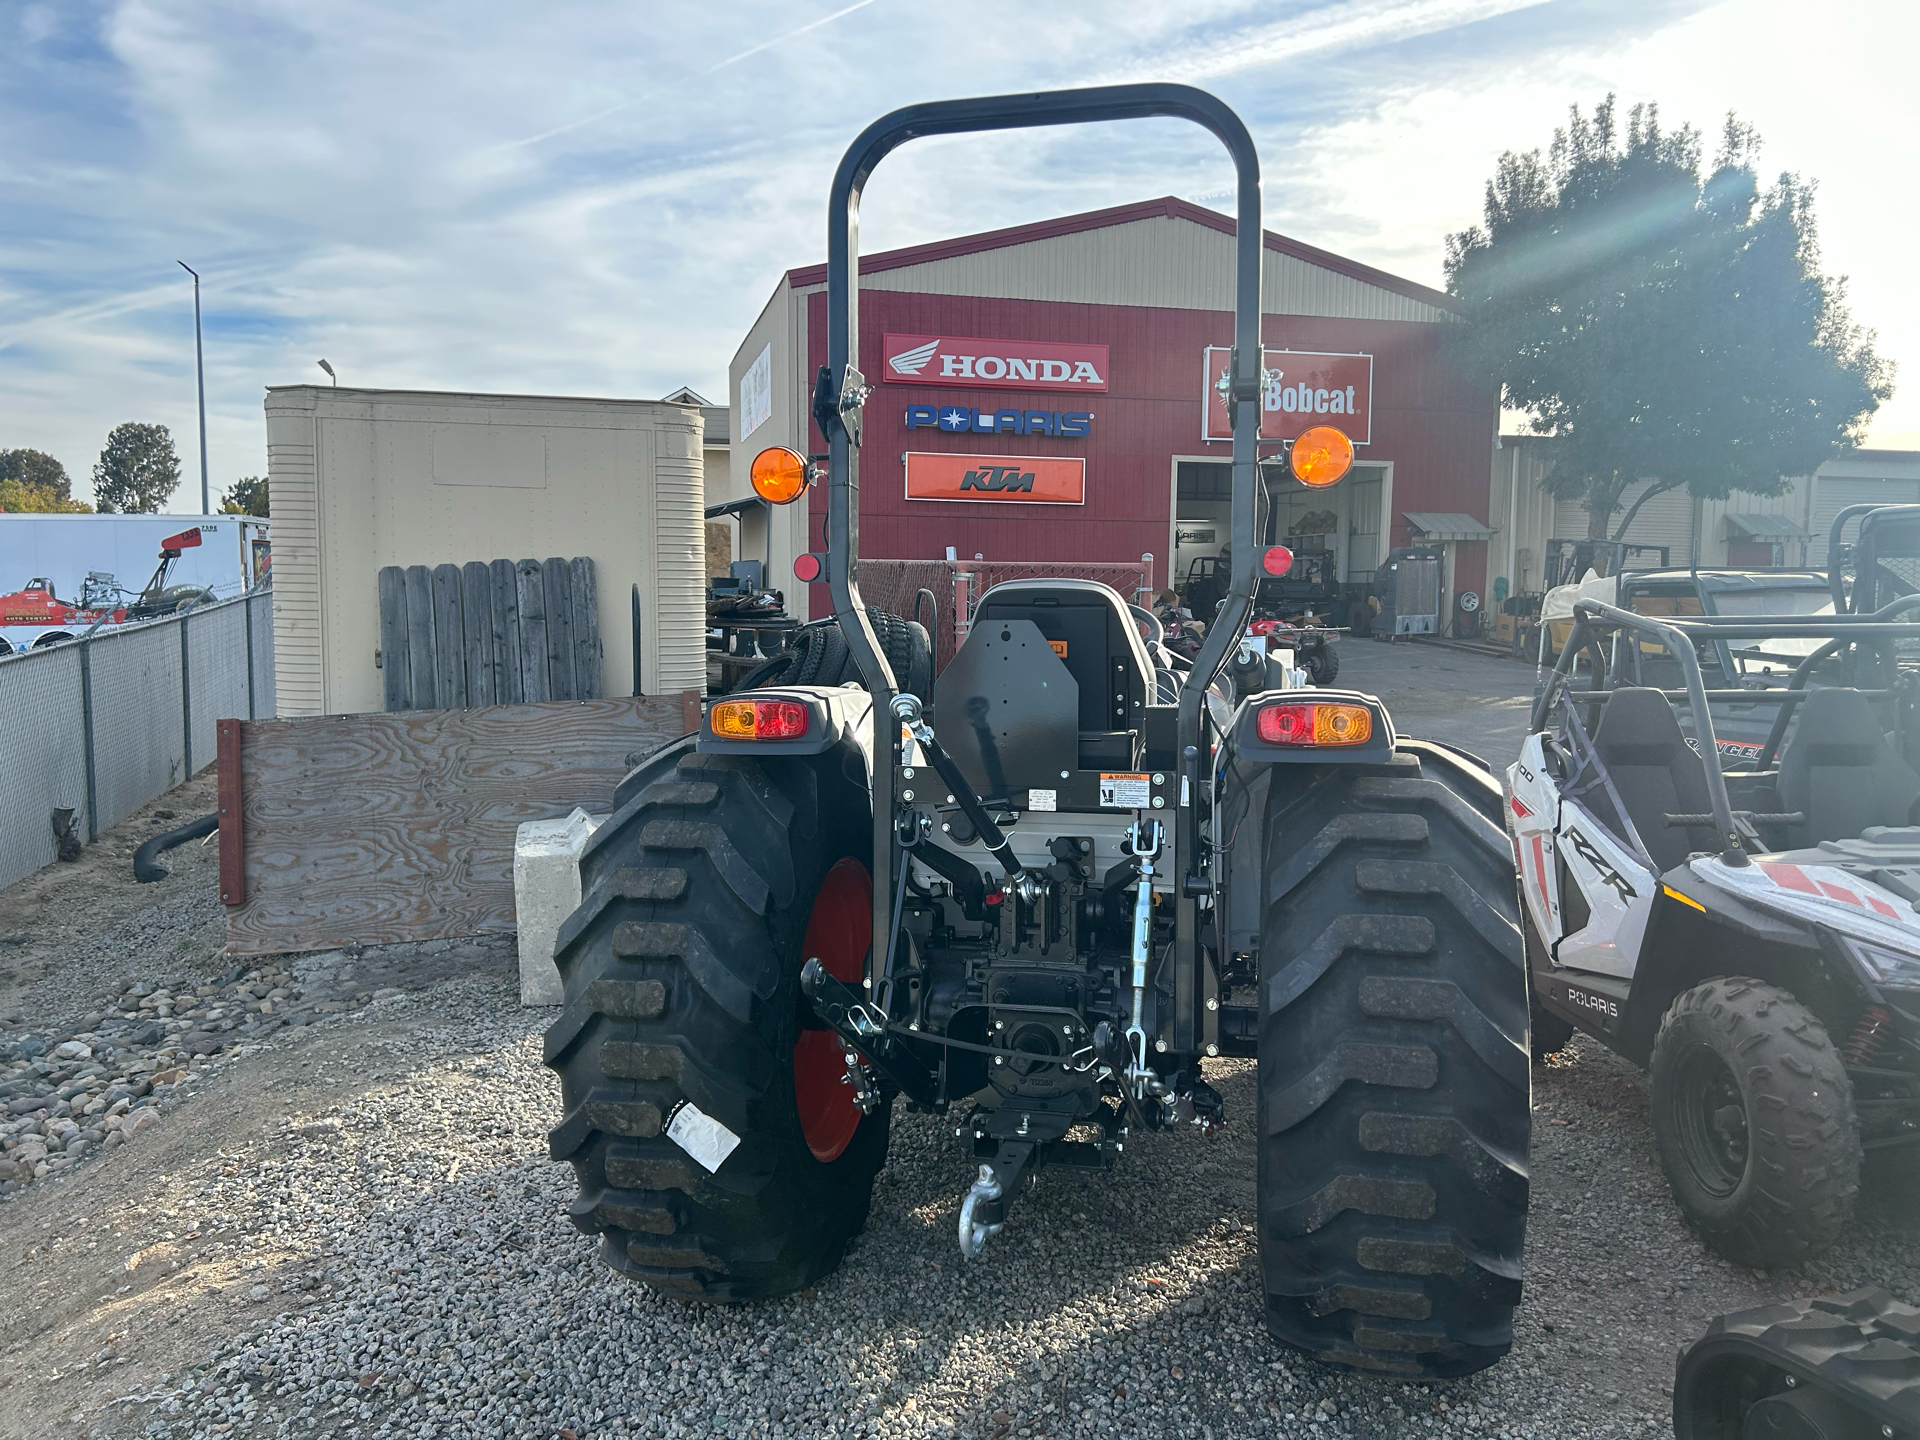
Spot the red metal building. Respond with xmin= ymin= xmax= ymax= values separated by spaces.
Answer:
xmin=726 ymin=198 xmax=1497 ymax=620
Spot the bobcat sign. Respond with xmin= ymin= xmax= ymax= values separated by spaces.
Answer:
xmin=1201 ymin=347 xmax=1373 ymax=444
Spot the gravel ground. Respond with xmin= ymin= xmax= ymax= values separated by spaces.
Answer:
xmin=1 ymin=649 xmax=1914 ymax=1440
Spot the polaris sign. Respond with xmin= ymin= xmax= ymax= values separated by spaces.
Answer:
xmin=905 ymin=406 xmax=1092 ymax=437
xmin=883 ymin=333 xmax=1108 ymax=392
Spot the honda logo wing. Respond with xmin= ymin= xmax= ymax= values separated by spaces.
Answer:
xmin=888 ymin=338 xmax=941 ymax=376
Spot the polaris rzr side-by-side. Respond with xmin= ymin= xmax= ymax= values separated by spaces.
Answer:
xmin=1511 ymin=595 xmax=1920 ymax=1270
xmin=543 ymin=85 xmax=1533 ymax=1380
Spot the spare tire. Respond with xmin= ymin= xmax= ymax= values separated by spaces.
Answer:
xmin=741 ymin=608 xmax=932 ymax=697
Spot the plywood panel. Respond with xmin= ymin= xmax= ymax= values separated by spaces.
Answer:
xmin=225 ymin=693 xmax=697 ymax=956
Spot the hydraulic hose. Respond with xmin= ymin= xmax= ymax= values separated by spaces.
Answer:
xmin=134 ymin=811 xmax=219 ymax=883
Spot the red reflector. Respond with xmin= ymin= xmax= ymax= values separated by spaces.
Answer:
xmin=792 ymin=553 xmax=823 ymax=583
xmin=1262 ymin=546 xmax=1294 ymax=577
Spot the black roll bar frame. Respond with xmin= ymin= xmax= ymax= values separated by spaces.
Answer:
xmin=1537 ymin=598 xmax=1920 ymax=865
xmin=817 ymin=85 xmax=1265 ymax=1048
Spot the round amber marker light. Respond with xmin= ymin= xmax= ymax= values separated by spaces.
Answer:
xmin=750 ymin=446 xmax=810 ymax=505
xmin=1290 ymin=426 xmax=1355 ymax=488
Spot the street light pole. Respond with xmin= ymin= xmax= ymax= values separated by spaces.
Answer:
xmin=177 ymin=261 xmax=209 ymax=513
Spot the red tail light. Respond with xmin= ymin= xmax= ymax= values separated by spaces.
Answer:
xmin=710 ymin=699 xmax=810 ymax=740
xmin=1256 ymin=701 xmax=1373 ymax=747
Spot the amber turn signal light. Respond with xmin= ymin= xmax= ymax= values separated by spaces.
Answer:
xmin=1256 ymin=701 xmax=1372 ymax=747
xmin=750 ymin=446 xmax=811 ymax=505
xmin=1290 ymin=426 xmax=1354 ymax=488
xmin=710 ymin=698 xmax=810 ymax=740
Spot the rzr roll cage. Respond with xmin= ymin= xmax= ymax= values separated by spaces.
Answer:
xmin=815 ymin=84 xmax=1266 ymax=1051
xmin=1533 ymin=596 xmax=1920 ymax=866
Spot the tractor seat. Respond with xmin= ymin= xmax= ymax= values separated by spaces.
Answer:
xmin=1777 ymin=687 xmax=1920 ymax=845
xmin=971 ymin=579 xmax=1158 ymax=746
xmin=1590 ymin=687 xmax=1717 ymax=870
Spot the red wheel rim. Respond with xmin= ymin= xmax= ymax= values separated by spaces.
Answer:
xmin=793 ymin=857 xmax=872 ymax=1162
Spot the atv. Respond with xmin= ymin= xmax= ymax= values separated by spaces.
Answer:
xmin=1511 ymin=596 xmax=1920 ymax=1268
xmin=544 ymin=84 xmax=1532 ymax=1379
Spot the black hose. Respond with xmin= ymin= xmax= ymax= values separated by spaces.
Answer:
xmin=134 ymin=812 xmax=219 ymax=883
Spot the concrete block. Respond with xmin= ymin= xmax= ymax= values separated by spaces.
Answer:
xmin=514 ymin=807 xmax=606 ymax=1006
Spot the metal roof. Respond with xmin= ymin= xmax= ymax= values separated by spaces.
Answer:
xmin=784 ymin=196 xmax=1461 ymax=315
xmin=1725 ymin=513 xmax=1810 ymax=541
xmin=1404 ymin=512 xmax=1495 ymax=541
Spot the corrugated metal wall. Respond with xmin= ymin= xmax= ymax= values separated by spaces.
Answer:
xmin=265 ymin=392 xmax=324 ymax=717
xmin=862 ymin=214 xmax=1453 ymax=323
xmin=800 ymin=288 xmax=1495 ymax=601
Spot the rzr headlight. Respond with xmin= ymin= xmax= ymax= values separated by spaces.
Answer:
xmin=1845 ymin=937 xmax=1920 ymax=988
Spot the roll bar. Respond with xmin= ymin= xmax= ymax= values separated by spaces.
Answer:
xmin=818 ymin=85 xmax=1265 ymax=1044
xmin=1538 ymin=597 xmax=1920 ymax=864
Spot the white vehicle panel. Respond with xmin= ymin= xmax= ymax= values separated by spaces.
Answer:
xmin=1694 ymin=854 xmax=1920 ymax=951
xmin=1506 ymin=736 xmax=1563 ymax=946
xmin=1553 ymin=800 xmax=1657 ymax=980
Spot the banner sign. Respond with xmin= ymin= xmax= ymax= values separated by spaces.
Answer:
xmin=1201 ymin=347 xmax=1373 ymax=444
xmin=884 ymin=333 xmax=1108 ymax=392
xmin=903 ymin=452 xmax=1086 ymax=505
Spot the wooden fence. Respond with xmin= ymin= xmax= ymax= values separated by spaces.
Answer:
xmin=376 ymin=557 xmax=599 ymax=711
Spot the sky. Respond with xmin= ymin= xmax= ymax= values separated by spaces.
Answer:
xmin=1 ymin=0 xmax=1915 ymax=513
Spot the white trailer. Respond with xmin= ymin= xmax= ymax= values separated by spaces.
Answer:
xmin=0 ymin=513 xmax=269 ymax=650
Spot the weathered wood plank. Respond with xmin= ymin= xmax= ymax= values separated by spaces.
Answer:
xmin=432 ymin=563 xmax=467 ymax=708
xmin=224 ymin=695 xmax=694 ymax=955
xmin=217 ymin=718 xmax=245 ymax=906
xmin=377 ymin=566 xmax=411 ymax=711
xmin=543 ymin=556 xmax=576 ymax=701
xmin=490 ymin=558 xmax=522 ymax=705
xmin=461 ymin=560 xmax=495 ymax=707
xmin=515 ymin=559 xmax=549 ymax=702
xmin=570 ymin=556 xmax=599 ymax=700
xmin=403 ymin=565 xmax=437 ymax=710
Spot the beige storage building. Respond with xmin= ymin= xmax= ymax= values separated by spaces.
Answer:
xmin=264 ymin=385 xmax=706 ymax=716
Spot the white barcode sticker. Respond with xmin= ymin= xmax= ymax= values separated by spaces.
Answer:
xmin=1027 ymin=788 xmax=1057 ymax=812
xmin=665 ymin=1099 xmax=741 ymax=1174
xmin=1099 ymin=773 xmax=1151 ymax=808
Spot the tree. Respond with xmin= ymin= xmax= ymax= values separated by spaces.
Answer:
xmin=0 ymin=448 xmax=73 ymax=500
xmin=220 ymin=475 xmax=269 ymax=516
xmin=1446 ymin=98 xmax=1893 ymax=539
xmin=92 ymin=422 xmax=182 ymax=514
xmin=0 ymin=478 xmax=91 ymax=513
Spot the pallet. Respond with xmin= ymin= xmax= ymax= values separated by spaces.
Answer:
xmin=218 ymin=692 xmax=699 ymax=957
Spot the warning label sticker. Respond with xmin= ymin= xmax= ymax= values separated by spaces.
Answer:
xmin=1099 ymin=773 xmax=1151 ymax=808
xmin=1026 ymin=788 xmax=1057 ymax=812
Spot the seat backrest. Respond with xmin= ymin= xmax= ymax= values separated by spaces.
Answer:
xmin=1591 ymin=687 xmax=1717 ymax=870
xmin=972 ymin=579 xmax=1155 ymax=733
xmin=1777 ymin=687 xmax=1920 ymax=844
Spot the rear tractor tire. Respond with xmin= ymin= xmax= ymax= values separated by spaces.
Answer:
xmin=1257 ymin=741 xmax=1532 ymax=1377
xmin=544 ymin=735 xmax=890 ymax=1300
xmin=1649 ymin=978 xmax=1859 ymax=1269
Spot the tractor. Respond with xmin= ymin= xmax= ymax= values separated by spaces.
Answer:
xmin=545 ymin=84 xmax=1533 ymax=1379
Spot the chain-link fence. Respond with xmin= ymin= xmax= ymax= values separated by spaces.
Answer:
xmin=0 ymin=590 xmax=274 ymax=891
xmin=855 ymin=558 xmax=1155 ymax=671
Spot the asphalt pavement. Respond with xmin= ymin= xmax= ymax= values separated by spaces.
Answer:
xmin=1331 ymin=635 xmax=1540 ymax=772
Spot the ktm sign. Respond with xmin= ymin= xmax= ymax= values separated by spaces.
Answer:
xmin=904 ymin=452 xmax=1085 ymax=505
xmin=883 ymin=333 xmax=1108 ymax=392
xmin=1201 ymin=347 xmax=1374 ymax=444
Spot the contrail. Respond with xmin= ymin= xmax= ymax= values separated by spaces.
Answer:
xmin=492 ymin=0 xmax=884 ymax=154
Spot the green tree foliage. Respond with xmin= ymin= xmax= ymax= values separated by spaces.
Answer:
xmin=220 ymin=474 xmax=269 ymax=516
xmin=0 ymin=447 xmax=74 ymax=500
xmin=92 ymin=422 xmax=182 ymax=514
xmin=0 ymin=478 xmax=91 ymax=512
xmin=1446 ymin=98 xmax=1893 ymax=539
